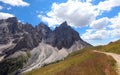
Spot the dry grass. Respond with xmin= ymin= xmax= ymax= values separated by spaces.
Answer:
xmin=56 ymin=51 xmax=117 ymax=75
xmin=95 ymin=40 xmax=120 ymax=54
xmin=23 ymin=50 xmax=117 ymax=75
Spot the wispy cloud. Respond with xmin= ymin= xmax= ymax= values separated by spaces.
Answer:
xmin=0 ymin=0 xmax=30 ymax=7
xmin=0 ymin=12 xmax=14 ymax=19
xmin=90 ymin=17 xmax=109 ymax=30
xmin=97 ymin=0 xmax=120 ymax=11
xmin=81 ymin=12 xmax=120 ymax=45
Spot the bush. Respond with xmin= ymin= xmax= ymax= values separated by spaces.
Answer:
xmin=0 ymin=55 xmax=28 ymax=75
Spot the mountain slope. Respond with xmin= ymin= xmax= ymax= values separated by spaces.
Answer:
xmin=23 ymin=39 xmax=120 ymax=75
xmin=94 ymin=40 xmax=120 ymax=54
xmin=23 ymin=50 xmax=117 ymax=75
xmin=0 ymin=17 xmax=90 ymax=75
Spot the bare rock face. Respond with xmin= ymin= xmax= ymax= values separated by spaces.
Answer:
xmin=0 ymin=17 xmax=90 ymax=52
xmin=0 ymin=17 xmax=91 ymax=75
xmin=46 ymin=21 xmax=90 ymax=49
xmin=35 ymin=22 xmax=52 ymax=39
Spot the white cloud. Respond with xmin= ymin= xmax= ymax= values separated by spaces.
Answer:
xmin=86 ymin=0 xmax=92 ymax=3
xmin=0 ymin=12 xmax=14 ymax=19
xmin=81 ymin=29 xmax=113 ymax=46
xmin=81 ymin=29 xmax=109 ymax=40
xmin=39 ymin=0 xmax=120 ymax=28
xmin=108 ymin=12 xmax=120 ymax=38
xmin=40 ymin=15 xmax=59 ymax=27
xmin=97 ymin=0 xmax=120 ymax=11
xmin=0 ymin=6 xmax=3 ymax=10
xmin=0 ymin=0 xmax=30 ymax=7
xmin=109 ymin=12 xmax=120 ymax=29
xmin=78 ymin=0 xmax=120 ymax=45
xmin=82 ymin=12 xmax=120 ymax=45
xmin=90 ymin=17 xmax=109 ymax=29
xmin=110 ymin=29 xmax=120 ymax=38
xmin=40 ymin=0 xmax=98 ymax=27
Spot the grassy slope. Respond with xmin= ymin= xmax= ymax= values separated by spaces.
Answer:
xmin=23 ymin=49 xmax=117 ymax=75
xmin=95 ymin=40 xmax=120 ymax=54
xmin=23 ymin=40 xmax=120 ymax=75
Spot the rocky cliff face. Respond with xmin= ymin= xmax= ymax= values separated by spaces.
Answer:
xmin=0 ymin=17 xmax=91 ymax=75
xmin=45 ymin=21 xmax=86 ymax=49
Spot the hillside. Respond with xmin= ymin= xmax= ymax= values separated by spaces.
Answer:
xmin=23 ymin=49 xmax=117 ymax=75
xmin=95 ymin=40 xmax=120 ymax=54
xmin=23 ymin=40 xmax=120 ymax=75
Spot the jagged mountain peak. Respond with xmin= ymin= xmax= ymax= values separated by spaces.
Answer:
xmin=35 ymin=22 xmax=52 ymax=40
xmin=38 ymin=22 xmax=47 ymax=27
xmin=0 ymin=17 xmax=17 ymax=21
xmin=46 ymin=21 xmax=87 ymax=49
xmin=60 ymin=21 xmax=68 ymax=27
xmin=6 ymin=17 xmax=18 ymax=23
xmin=0 ymin=17 xmax=17 ymax=26
xmin=0 ymin=18 xmax=90 ymax=50
xmin=36 ymin=22 xmax=51 ymax=32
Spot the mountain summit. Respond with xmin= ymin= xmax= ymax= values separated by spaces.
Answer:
xmin=0 ymin=17 xmax=91 ymax=75
xmin=60 ymin=21 xmax=68 ymax=27
xmin=46 ymin=21 xmax=89 ymax=49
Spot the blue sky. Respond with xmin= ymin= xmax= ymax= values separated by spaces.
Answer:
xmin=0 ymin=0 xmax=120 ymax=46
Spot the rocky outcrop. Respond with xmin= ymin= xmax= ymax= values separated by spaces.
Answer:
xmin=35 ymin=22 xmax=52 ymax=39
xmin=46 ymin=21 xmax=90 ymax=49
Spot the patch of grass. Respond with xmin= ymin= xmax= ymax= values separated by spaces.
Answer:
xmin=56 ymin=51 xmax=117 ymax=75
xmin=95 ymin=40 xmax=120 ymax=54
xmin=67 ymin=46 xmax=93 ymax=57
xmin=23 ymin=50 xmax=117 ymax=75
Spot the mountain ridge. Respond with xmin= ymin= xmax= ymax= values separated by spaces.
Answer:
xmin=0 ymin=17 xmax=91 ymax=75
